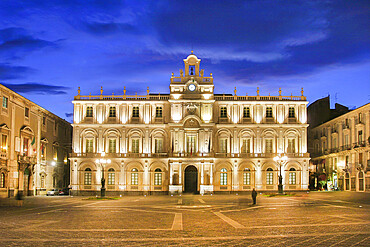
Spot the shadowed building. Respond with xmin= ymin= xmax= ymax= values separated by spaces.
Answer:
xmin=70 ymin=52 xmax=310 ymax=195
xmin=0 ymin=84 xmax=72 ymax=197
xmin=308 ymin=100 xmax=370 ymax=191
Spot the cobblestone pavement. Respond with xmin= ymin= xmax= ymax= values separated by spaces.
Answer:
xmin=0 ymin=191 xmax=369 ymax=246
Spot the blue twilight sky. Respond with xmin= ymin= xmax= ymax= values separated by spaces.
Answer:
xmin=0 ymin=0 xmax=369 ymax=122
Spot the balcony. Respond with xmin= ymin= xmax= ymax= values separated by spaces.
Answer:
xmin=17 ymin=154 xmax=37 ymax=164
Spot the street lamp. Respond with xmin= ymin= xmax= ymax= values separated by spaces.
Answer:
xmin=96 ymin=152 xmax=111 ymax=197
xmin=273 ymin=154 xmax=288 ymax=194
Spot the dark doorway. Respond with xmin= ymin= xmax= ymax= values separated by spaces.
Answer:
xmin=184 ymin=165 xmax=198 ymax=193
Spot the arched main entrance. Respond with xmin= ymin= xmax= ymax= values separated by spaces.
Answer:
xmin=184 ymin=165 xmax=198 ymax=193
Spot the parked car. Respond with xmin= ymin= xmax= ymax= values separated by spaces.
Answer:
xmin=47 ymin=189 xmax=59 ymax=196
xmin=59 ymin=188 xmax=69 ymax=195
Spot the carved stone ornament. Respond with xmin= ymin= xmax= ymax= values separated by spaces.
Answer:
xmin=186 ymin=103 xmax=198 ymax=115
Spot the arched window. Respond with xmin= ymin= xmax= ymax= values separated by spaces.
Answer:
xmin=0 ymin=172 xmax=5 ymax=188
xmin=289 ymin=168 xmax=296 ymax=185
xmin=108 ymin=168 xmax=115 ymax=185
xmin=243 ymin=168 xmax=251 ymax=185
xmin=131 ymin=168 xmax=138 ymax=185
xmin=345 ymin=172 xmax=350 ymax=190
xmin=220 ymin=168 xmax=227 ymax=185
xmin=266 ymin=168 xmax=273 ymax=185
xmin=154 ymin=168 xmax=162 ymax=185
xmin=84 ymin=168 xmax=92 ymax=185
xmin=41 ymin=175 xmax=45 ymax=188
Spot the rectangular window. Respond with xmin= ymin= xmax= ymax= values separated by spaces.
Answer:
xmin=41 ymin=175 xmax=45 ymax=188
xmin=86 ymin=139 xmax=93 ymax=153
xmin=359 ymin=113 xmax=362 ymax=123
xmin=345 ymin=118 xmax=349 ymax=128
xmin=265 ymin=139 xmax=273 ymax=153
xmin=53 ymin=146 xmax=57 ymax=161
xmin=358 ymin=130 xmax=363 ymax=143
xmin=2 ymin=96 xmax=8 ymax=108
xmin=131 ymin=172 xmax=138 ymax=185
xmin=289 ymin=172 xmax=296 ymax=185
xmin=287 ymin=139 xmax=295 ymax=153
xmin=155 ymin=139 xmax=163 ymax=153
xmin=1 ymin=135 xmax=7 ymax=153
xmin=187 ymin=135 xmax=196 ymax=153
xmin=108 ymin=172 xmax=115 ymax=185
xmin=132 ymin=139 xmax=139 ymax=153
xmin=332 ymin=137 xmax=337 ymax=148
xmin=154 ymin=173 xmax=162 ymax=185
xmin=86 ymin=106 xmax=93 ymax=117
xmin=289 ymin=107 xmax=295 ymax=118
xmin=23 ymin=138 xmax=29 ymax=156
xmin=43 ymin=116 xmax=46 ymax=125
xmin=219 ymin=139 xmax=227 ymax=153
xmin=243 ymin=172 xmax=251 ymax=185
xmin=132 ymin=106 xmax=139 ymax=118
xmin=242 ymin=139 xmax=251 ymax=153
xmin=109 ymin=139 xmax=116 ymax=153
xmin=220 ymin=107 xmax=227 ymax=118
xmin=345 ymin=135 xmax=349 ymax=146
xmin=25 ymin=107 xmax=29 ymax=118
xmin=109 ymin=107 xmax=116 ymax=117
xmin=41 ymin=144 xmax=46 ymax=160
xmin=243 ymin=107 xmax=250 ymax=118
xmin=266 ymin=107 xmax=273 ymax=118
xmin=156 ymin=107 xmax=162 ymax=118
xmin=266 ymin=172 xmax=273 ymax=185
xmin=84 ymin=173 xmax=92 ymax=185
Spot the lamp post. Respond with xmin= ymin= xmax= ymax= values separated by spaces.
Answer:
xmin=273 ymin=154 xmax=288 ymax=194
xmin=96 ymin=152 xmax=111 ymax=197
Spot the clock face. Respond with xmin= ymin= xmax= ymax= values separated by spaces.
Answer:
xmin=188 ymin=84 xmax=196 ymax=91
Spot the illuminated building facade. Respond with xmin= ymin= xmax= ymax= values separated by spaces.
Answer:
xmin=0 ymin=84 xmax=72 ymax=197
xmin=70 ymin=52 xmax=310 ymax=195
xmin=309 ymin=102 xmax=370 ymax=191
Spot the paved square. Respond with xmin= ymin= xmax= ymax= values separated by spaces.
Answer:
xmin=0 ymin=191 xmax=369 ymax=246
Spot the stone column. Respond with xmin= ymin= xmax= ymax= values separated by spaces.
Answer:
xmin=179 ymin=163 xmax=182 ymax=184
xmin=255 ymin=160 xmax=262 ymax=189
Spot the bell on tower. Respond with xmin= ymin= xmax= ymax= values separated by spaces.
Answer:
xmin=184 ymin=51 xmax=201 ymax=77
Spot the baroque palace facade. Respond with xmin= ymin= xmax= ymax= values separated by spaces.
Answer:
xmin=309 ymin=102 xmax=370 ymax=191
xmin=70 ymin=53 xmax=310 ymax=195
xmin=0 ymin=84 xmax=72 ymax=197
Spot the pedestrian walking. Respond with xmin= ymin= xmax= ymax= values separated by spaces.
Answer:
xmin=251 ymin=188 xmax=257 ymax=205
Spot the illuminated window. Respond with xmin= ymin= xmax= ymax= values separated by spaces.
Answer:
xmin=2 ymin=96 xmax=8 ymax=108
xmin=109 ymin=139 xmax=116 ymax=153
xmin=243 ymin=168 xmax=251 ymax=185
xmin=25 ymin=107 xmax=29 ymax=118
xmin=288 ymin=107 xmax=295 ymax=118
xmin=0 ymin=173 xmax=5 ymax=188
xmin=132 ymin=106 xmax=139 ymax=118
xmin=156 ymin=107 xmax=162 ymax=118
xmin=219 ymin=138 xmax=227 ymax=153
xmin=86 ymin=139 xmax=93 ymax=153
xmin=220 ymin=107 xmax=227 ymax=118
xmin=108 ymin=168 xmax=115 ymax=185
xmin=358 ymin=130 xmax=363 ymax=143
xmin=154 ymin=168 xmax=162 ymax=185
xmin=266 ymin=107 xmax=273 ymax=118
xmin=131 ymin=168 xmax=138 ymax=185
xmin=53 ymin=146 xmax=58 ymax=161
xmin=84 ymin=168 xmax=92 ymax=185
xmin=155 ymin=139 xmax=163 ymax=153
xmin=86 ymin=106 xmax=93 ymax=117
xmin=220 ymin=168 xmax=227 ymax=185
xmin=131 ymin=139 xmax=139 ymax=153
xmin=41 ymin=175 xmax=45 ymax=188
xmin=109 ymin=107 xmax=116 ymax=117
xmin=289 ymin=168 xmax=296 ymax=185
xmin=186 ymin=135 xmax=196 ymax=153
xmin=243 ymin=107 xmax=250 ymax=118
xmin=1 ymin=135 xmax=7 ymax=153
xmin=41 ymin=144 xmax=46 ymax=161
xmin=266 ymin=168 xmax=273 ymax=185
xmin=23 ymin=138 xmax=29 ymax=156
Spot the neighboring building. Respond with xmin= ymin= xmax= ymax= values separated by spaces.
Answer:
xmin=70 ymin=52 xmax=310 ymax=196
xmin=0 ymin=84 xmax=72 ymax=197
xmin=307 ymin=96 xmax=349 ymax=128
xmin=308 ymin=99 xmax=370 ymax=191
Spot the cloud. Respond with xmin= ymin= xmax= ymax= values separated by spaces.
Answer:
xmin=80 ymin=21 xmax=139 ymax=35
xmin=1 ymin=82 xmax=70 ymax=95
xmin=0 ymin=63 xmax=35 ymax=80
xmin=0 ymin=27 xmax=60 ymax=60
